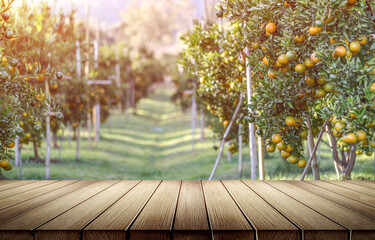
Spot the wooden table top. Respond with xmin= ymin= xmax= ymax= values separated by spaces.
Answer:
xmin=0 ymin=180 xmax=374 ymax=240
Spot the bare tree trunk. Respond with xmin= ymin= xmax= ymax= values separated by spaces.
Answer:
xmin=52 ymin=131 xmax=59 ymax=149
xmin=238 ymin=123 xmax=243 ymax=178
xmin=33 ymin=140 xmax=40 ymax=161
xmin=305 ymin=115 xmax=320 ymax=180
xmin=325 ymin=126 xmax=340 ymax=179
xmin=76 ymin=125 xmax=81 ymax=161
xmin=258 ymin=137 xmax=265 ymax=180
xmin=343 ymin=146 xmax=356 ymax=180
xmin=200 ymin=108 xmax=205 ymax=140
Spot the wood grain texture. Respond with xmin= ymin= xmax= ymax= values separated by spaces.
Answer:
xmin=0 ymin=180 xmax=78 ymax=210
xmin=202 ymin=180 xmax=253 ymax=240
xmin=242 ymin=180 xmax=347 ymax=240
xmin=129 ymin=180 xmax=181 ymax=240
xmin=0 ymin=180 xmax=37 ymax=192
xmin=347 ymin=181 xmax=375 ymax=190
xmin=0 ymin=180 xmax=17 ymax=185
xmin=307 ymin=181 xmax=375 ymax=207
xmin=0 ymin=180 xmax=58 ymax=200
xmin=173 ymin=180 xmax=210 ymax=240
xmin=288 ymin=181 xmax=375 ymax=220
xmin=0 ymin=180 xmax=92 ymax=223
xmin=35 ymin=180 xmax=140 ymax=240
xmin=267 ymin=181 xmax=375 ymax=239
xmin=222 ymin=180 xmax=299 ymax=240
xmin=83 ymin=180 xmax=161 ymax=240
xmin=324 ymin=180 xmax=375 ymax=198
xmin=0 ymin=180 xmax=117 ymax=240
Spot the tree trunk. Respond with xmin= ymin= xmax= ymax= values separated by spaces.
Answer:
xmin=342 ymin=146 xmax=356 ymax=180
xmin=306 ymin=115 xmax=320 ymax=180
xmin=33 ymin=140 xmax=40 ymax=161
xmin=52 ymin=131 xmax=59 ymax=149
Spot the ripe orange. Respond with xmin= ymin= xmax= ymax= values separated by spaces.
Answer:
xmin=252 ymin=42 xmax=260 ymax=49
xmin=349 ymin=41 xmax=361 ymax=52
xmin=316 ymin=76 xmax=327 ymax=85
xmin=0 ymin=159 xmax=10 ymax=168
xmin=278 ymin=54 xmax=289 ymax=65
xmin=285 ymin=116 xmax=296 ymax=126
xmin=266 ymin=144 xmax=276 ymax=153
xmin=280 ymin=66 xmax=289 ymax=73
xmin=223 ymin=120 xmax=229 ymax=128
xmin=295 ymin=64 xmax=306 ymax=74
xmin=199 ymin=76 xmax=206 ymax=83
xmin=287 ymin=155 xmax=298 ymax=164
xmin=286 ymin=144 xmax=294 ymax=152
xmin=343 ymin=133 xmax=358 ymax=144
xmin=335 ymin=46 xmax=347 ymax=57
xmin=286 ymin=51 xmax=297 ymax=61
xmin=262 ymin=56 xmax=269 ymax=66
xmin=23 ymin=112 xmax=28 ymax=117
xmin=323 ymin=82 xmax=334 ymax=92
xmin=370 ymin=140 xmax=375 ymax=148
xmin=345 ymin=50 xmax=353 ymax=58
xmin=309 ymin=27 xmax=319 ymax=35
xmin=294 ymin=117 xmax=302 ymax=127
xmin=356 ymin=130 xmax=367 ymax=141
xmin=297 ymin=159 xmax=307 ymax=168
xmin=268 ymin=69 xmax=277 ymax=78
xmin=315 ymin=88 xmax=327 ymax=98
xmin=370 ymin=83 xmax=375 ymax=92
xmin=294 ymin=35 xmax=305 ymax=43
xmin=358 ymin=36 xmax=367 ymax=45
xmin=280 ymin=150 xmax=291 ymax=158
xmin=349 ymin=111 xmax=357 ymax=118
xmin=335 ymin=122 xmax=346 ymax=132
xmin=333 ymin=129 xmax=342 ymax=137
xmin=265 ymin=22 xmax=276 ymax=33
xmin=311 ymin=52 xmax=321 ymax=63
xmin=305 ymin=76 xmax=315 ymax=86
xmin=347 ymin=0 xmax=356 ymax=4
xmin=272 ymin=134 xmax=282 ymax=143
xmin=266 ymin=31 xmax=271 ymax=36
xmin=274 ymin=61 xmax=283 ymax=68
xmin=330 ymin=38 xmax=336 ymax=44
xmin=277 ymin=141 xmax=287 ymax=151
xmin=304 ymin=58 xmax=315 ymax=68
xmin=6 ymin=141 xmax=15 ymax=148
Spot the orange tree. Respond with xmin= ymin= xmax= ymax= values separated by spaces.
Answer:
xmin=0 ymin=0 xmax=61 ymax=175
xmin=179 ymin=22 xmax=249 ymax=153
xmin=220 ymin=0 xmax=375 ymax=179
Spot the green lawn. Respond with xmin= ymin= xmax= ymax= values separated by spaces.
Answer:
xmin=2 ymin=85 xmax=375 ymax=180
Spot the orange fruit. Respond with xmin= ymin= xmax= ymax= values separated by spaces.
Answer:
xmin=356 ymin=130 xmax=367 ymax=141
xmin=277 ymin=141 xmax=287 ymax=150
xmin=345 ymin=50 xmax=353 ymax=58
xmin=316 ymin=76 xmax=327 ymax=85
xmin=370 ymin=83 xmax=375 ymax=92
xmin=335 ymin=122 xmax=346 ymax=132
xmin=268 ymin=69 xmax=277 ymax=78
xmin=330 ymin=38 xmax=336 ymax=44
xmin=333 ymin=129 xmax=342 ymax=137
xmin=23 ymin=112 xmax=28 ymax=117
xmin=252 ymin=42 xmax=260 ymax=49
xmin=272 ymin=134 xmax=282 ymax=143
xmin=304 ymin=58 xmax=315 ymax=68
xmin=335 ymin=46 xmax=347 ymax=57
xmin=343 ymin=133 xmax=358 ymax=144
xmin=299 ymin=129 xmax=308 ymax=138
xmin=285 ymin=116 xmax=296 ymax=126
xmin=294 ymin=35 xmax=305 ymax=43
xmin=358 ymin=35 xmax=367 ymax=45
xmin=266 ymin=144 xmax=276 ymax=153
xmin=280 ymin=66 xmax=289 ymax=73
xmin=265 ymin=22 xmax=276 ymax=33
xmin=323 ymin=82 xmax=334 ymax=92
xmin=315 ymin=88 xmax=327 ymax=98
xmin=287 ymin=155 xmax=299 ymax=164
xmin=286 ymin=51 xmax=297 ymax=61
xmin=6 ymin=141 xmax=15 ymax=148
xmin=309 ymin=26 xmax=319 ymax=35
xmin=223 ymin=120 xmax=229 ymax=128
xmin=305 ymin=76 xmax=315 ymax=86
xmin=0 ymin=159 xmax=10 ymax=169
xmin=297 ymin=159 xmax=307 ymax=168
xmin=349 ymin=41 xmax=361 ymax=52
xmin=349 ymin=112 xmax=357 ymax=118
xmin=294 ymin=118 xmax=302 ymax=127
xmin=370 ymin=140 xmax=375 ymax=148
xmin=280 ymin=150 xmax=291 ymax=158
xmin=286 ymin=144 xmax=294 ymax=152
xmin=347 ymin=0 xmax=356 ymax=4
xmin=266 ymin=31 xmax=271 ymax=36
xmin=311 ymin=52 xmax=321 ymax=63
xmin=262 ymin=56 xmax=269 ymax=66
xmin=278 ymin=54 xmax=289 ymax=65
xmin=295 ymin=64 xmax=306 ymax=74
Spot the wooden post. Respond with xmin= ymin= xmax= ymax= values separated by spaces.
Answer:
xmin=305 ymin=115 xmax=320 ymax=180
xmin=238 ymin=123 xmax=243 ymax=178
xmin=85 ymin=0 xmax=92 ymax=150
xmin=245 ymin=49 xmax=257 ymax=180
xmin=76 ymin=41 xmax=81 ymax=160
xmin=200 ymin=108 xmax=205 ymax=140
xmin=95 ymin=103 xmax=100 ymax=142
xmin=258 ymin=137 xmax=265 ymax=180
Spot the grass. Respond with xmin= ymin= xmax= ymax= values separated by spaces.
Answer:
xmin=2 ymin=84 xmax=375 ymax=180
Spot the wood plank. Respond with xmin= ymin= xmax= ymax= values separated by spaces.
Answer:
xmin=83 ymin=180 xmax=161 ymax=240
xmin=242 ymin=180 xmax=347 ymax=240
xmin=129 ymin=180 xmax=181 ymax=240
xmin=0 ymin=180 xmax=17 ymax=185
xmin=0 ymin=181 xmax=116 ymax=240
xmin=0 ymin=181 xmax=92 ymax=223
xmin=172 ymin=180 xmax=210 ymax=240
xmin=268 ymin=181 xmax=375 ymax=239
xmin=325 ymin=181 xmax=375 ymax=197
xmin=0 ymin=180 xmax=78 ymax=210
xmin=347 ymin=181 xmax=375 ymax=190
xmin=0 ymin=180 xmax=59 ymax=200
xmin=288 ymin=181 xmax=375 ymax=220
xmin=222 ymin=180 xmax=299 ymax=240
xmin=35 ymin=180 xmax=140 ymax=240
xmin=0 ymin=180 xmax=37 ymax=192
xmin=307 ymin=181 xmax=375 ymax=207
xmin=202 ymin=180 xmax=253 ymax=240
